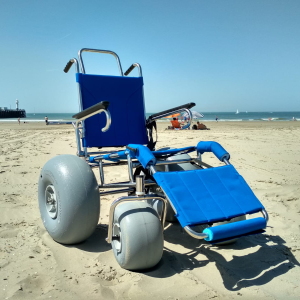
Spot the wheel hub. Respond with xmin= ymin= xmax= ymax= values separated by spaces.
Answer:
xmin=45 ymin=185 xmax=58 ymax=219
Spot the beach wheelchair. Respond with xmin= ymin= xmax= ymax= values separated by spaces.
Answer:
xmin=38 ymin=48 xmax=269 ymax=270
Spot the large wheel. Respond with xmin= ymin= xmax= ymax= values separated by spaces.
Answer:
xmin=111 ymin=201 xmax=164 ymax=270
xmin=38 ymin=155 xmax=100 ymax=244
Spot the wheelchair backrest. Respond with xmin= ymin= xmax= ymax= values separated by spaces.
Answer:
xmin=76 ymin=73 xmax=149 ymax=148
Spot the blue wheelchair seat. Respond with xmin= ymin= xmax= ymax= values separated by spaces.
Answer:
xmin=153 ymin=164 xmax=264 ymax=227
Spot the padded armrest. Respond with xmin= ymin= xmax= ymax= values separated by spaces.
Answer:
xmin=197 ymin=141 xmax=230 ymax=162
xmin=72 ymin=101 xmax=109 ymax=119
xmin=127 ymin=144 xmax=157 ymax=168
xmin=147 ymin=102 xmax=195 ymax=123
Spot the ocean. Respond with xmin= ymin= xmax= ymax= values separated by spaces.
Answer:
xmin=1 ymin=111 xmax=300 ymax=122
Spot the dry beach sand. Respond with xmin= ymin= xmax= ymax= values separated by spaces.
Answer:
xmin=0 ymin=120 xmax=300 ymax=300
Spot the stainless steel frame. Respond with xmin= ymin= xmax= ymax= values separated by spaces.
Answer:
xmin=78 ymin=48 xmax=124 ymax=76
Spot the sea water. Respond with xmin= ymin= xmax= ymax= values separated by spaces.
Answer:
xmin=1 ymin=111 xmax=300 ymax=122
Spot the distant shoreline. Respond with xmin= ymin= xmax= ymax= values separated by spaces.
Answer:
xmin=0 ymin=111 xmax=299 ymax=123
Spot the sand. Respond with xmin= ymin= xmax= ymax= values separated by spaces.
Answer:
xmin=0 ymin=120 xmax=300 ymax=300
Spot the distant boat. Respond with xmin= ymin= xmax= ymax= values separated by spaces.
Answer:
xmin=246 ymin=111 xmax=248 ymax=113
xmin=236 ymin=109 xmax=239 ymax=114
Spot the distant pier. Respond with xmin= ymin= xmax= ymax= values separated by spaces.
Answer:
xmin=0 ymin=108 xmax=26 ymax=118
xmin=0 ymin=99 xmax=26 ymax=118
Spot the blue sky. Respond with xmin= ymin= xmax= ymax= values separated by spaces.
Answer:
xmin=0 ymin=0 xmax=299 ymax=113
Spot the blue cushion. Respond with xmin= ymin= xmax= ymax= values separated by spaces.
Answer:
xmin=197 ymin=141 xmax=230 ymax=162
xmin=127 ymin=144 xmax=156 ymax=168
xmin=203 ymin=217 xmax=266 ymax=241
xmin=76 ymin=73 xmax=149 ymax=147
xmin=153 ymin=165 xmax=264 ymax=227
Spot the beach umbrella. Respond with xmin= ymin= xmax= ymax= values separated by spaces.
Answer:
xmin=165 ymin=113 xmax=181 ymax=118
xmin=183 ymin=111 xmax=204 ymax=119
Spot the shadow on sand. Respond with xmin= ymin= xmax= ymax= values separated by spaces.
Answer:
xmin=144 ymin=223 xmax=300 ymax=291
xmin=65 ymin=225 xmax=111 ymax=253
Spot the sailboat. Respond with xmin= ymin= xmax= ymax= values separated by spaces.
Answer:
xmin=236 ymin=109 xmax=239 ymax=114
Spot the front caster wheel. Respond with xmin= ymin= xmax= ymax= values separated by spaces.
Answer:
xmin=111 ymin=201 xmax=164 ymax=270
xmin=38 ymin=155 xmax=100 ymax=244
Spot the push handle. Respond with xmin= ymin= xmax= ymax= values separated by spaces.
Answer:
xmin=124 ymin=64 xmax=135 ymax=76
xmin=63 ymin=58 xmax=79 ymax=74
xmin=64 ymin=60 xmax=74 ymax=73
xmin=124 ymin=63 xmax=142 ymax=77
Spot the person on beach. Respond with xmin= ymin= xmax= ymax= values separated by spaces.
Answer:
xmin=197 ymin=121 xmax=209 ymax=130
xmin=45 ymin=116 xmax=48 ymax=125
xmin=18 ymin=117 xmax=20 ymax=125
xmin=171 ymin=117 xmax=181 ymax=129
xmin=216 ymin=116 xmax=218 ymax=122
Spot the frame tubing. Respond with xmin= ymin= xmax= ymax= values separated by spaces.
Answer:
xmin=78 ymin=48 xmax=124 ymax=76
xmin=126 ymin=154 xmax=134 ymax=183
xmin=100 ymin=188 xmax=135 ymax=196
xmin=99 ymin=180 xmax=156 ymax=189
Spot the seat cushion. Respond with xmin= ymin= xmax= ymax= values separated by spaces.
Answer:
xmin=153 ymin=165 xmax=264 ymax=227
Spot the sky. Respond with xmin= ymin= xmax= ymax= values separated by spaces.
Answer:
xmin=0 ymin=0 xmax=299 ymax=113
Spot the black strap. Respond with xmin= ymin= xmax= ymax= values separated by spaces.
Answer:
xmin=146 ymin=120 xmax=157 ymax=151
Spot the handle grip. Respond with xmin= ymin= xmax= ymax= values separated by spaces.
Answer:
xmin=126 ymin=146 xmax=137 ymax=154
xmin=124 ymin=64 xmax=135 ymax=76
xmin=64 ymin=60 xmax=74 ymax=73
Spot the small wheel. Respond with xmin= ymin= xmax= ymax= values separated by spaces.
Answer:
xmin=193 ymin=215 xmax=247 ymax=245
xmin=38 ymin=155 xmax=100 ymax=244
xmin=111 ymin=201 xmax=164 ymax=270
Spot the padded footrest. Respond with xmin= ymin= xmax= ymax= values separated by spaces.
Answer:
xmin=153 ymin=165 xmax=264 ymax=227
xmin=203 ymin=217 xmax=266 ymax=242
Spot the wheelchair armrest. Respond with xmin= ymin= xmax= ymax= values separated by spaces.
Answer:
xmin=72 ymin=101 xmax=110 ymax=119
xmin=146 ymin=102 xmax=195 ymax=123
xmin=197 ymin=141 xmax=230 ymax=162
xmin=72 ymin=101 xmax=111 ymax=133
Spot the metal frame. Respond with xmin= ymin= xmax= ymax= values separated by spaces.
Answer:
xmin=78 ymin=48 xmax=124 ymax=76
